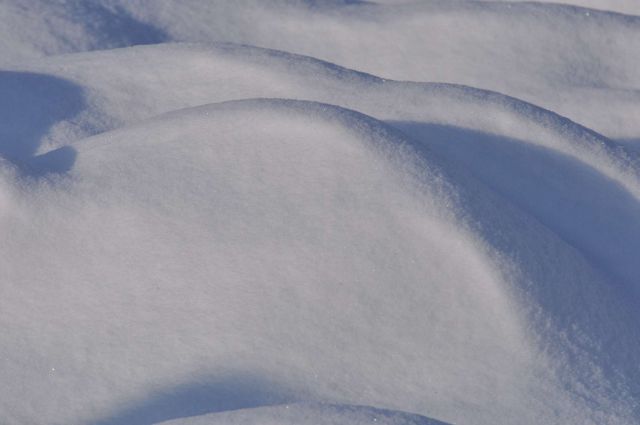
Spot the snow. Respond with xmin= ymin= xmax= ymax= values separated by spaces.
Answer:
xmin=1 ymin=2 xmax=639 ymax=425
xmin=4 ymin=0 xmax=640 ymax=141
xmin=157 ymin=403 xmax=449 ymax=425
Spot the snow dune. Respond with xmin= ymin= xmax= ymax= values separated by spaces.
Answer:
xmin=1 ymin=1 xmax=639 ymax=425
xmin=4 ymin=98 xmax=638 ymax=424
xmin=3 ymin=0 xmax=640 ymax=140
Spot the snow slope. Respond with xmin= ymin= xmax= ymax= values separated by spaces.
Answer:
xmin=7 ymin=43 xmax=640 ymax=297
xmin=3 ymin=98 xmax=639 ymax=425
xmin=3 ymin=0 xmax=640 ymax=140
xmin=1 ymin=2 xmax=639 ymax=425
xmin=380 ymin=0 xmax=640 ymax=16
xmin=157 ymin=403 xmax=450 ymax=425
xmin=468 ymin=0 xmax=640 ymax=16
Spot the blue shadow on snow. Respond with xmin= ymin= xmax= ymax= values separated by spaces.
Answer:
xmin=0 ymin=71 xmax=85 ymax=176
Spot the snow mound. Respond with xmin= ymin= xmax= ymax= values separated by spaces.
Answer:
xmin=3 ymin=0 xmax=640 ymax=139
xmin=10 ymin=43 xmax=638 ymax=183
xmin=0 ymin=0 xmax=167 ymax=64
xmin=7 ymin=43 xmax=640 ymax=301
xmin=2 ymin=99 xmax=639 ymax=425
xmin=2 ymin=1 xmax=640 ymax=425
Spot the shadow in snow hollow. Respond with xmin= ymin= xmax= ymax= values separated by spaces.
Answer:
xmin=0 ymin=71 xmax=85 ymax=177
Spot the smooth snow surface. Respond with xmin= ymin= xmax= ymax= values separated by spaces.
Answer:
xmin=158 ymin=403 xmax=450 ymax=425
xmin=1 ymin=2 xmax=639 ymax=425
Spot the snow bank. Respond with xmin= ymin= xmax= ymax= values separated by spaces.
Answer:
xmin=2 ymin=100 xmax=528 ymax=424
xmin=4 ymin=0 xmax=640 ymax=139
xmin=9 ymin=43 xmax=640 ymax=298
xmin=2 ymin=99 xmax=639 ymax=425
xmin=2 ymin=1 xmax=639 ymax=425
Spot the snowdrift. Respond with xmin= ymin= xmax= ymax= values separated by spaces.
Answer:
xmin=3 ymin=0 xmax=640 ymax=139
xmin=2 ymin=99 xmax=639 ymax=424
xmin=1 ymin=1 xmax=639 ymax=425
xmin=7 ymin=43 xmax=640 ymax=298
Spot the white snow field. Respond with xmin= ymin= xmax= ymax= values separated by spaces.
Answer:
xmin=1 ymin=2 xmax=639 ymax=425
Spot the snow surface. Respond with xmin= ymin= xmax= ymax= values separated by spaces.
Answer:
xmin=157 ymin=403 xmax=449 ymax=425
xmin=1 ymin=2 xmax=639 ymax=425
